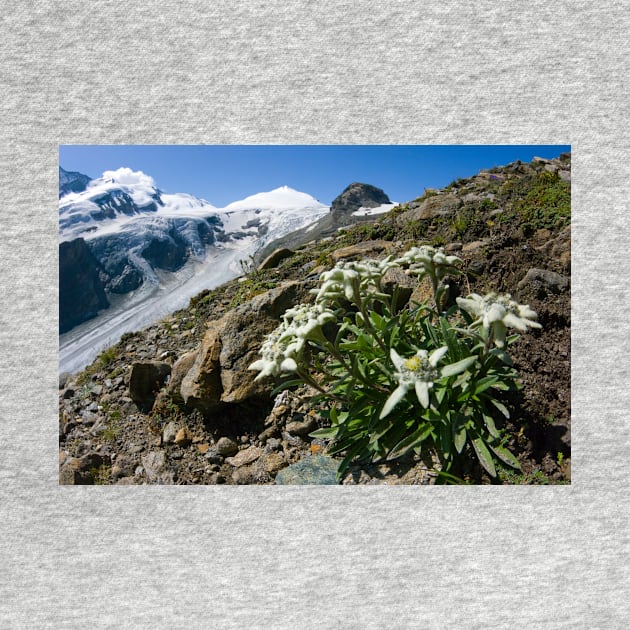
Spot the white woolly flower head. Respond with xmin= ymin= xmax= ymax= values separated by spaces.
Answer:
xmin=380 ymin=346 xmax=447 ymax=418
xmin=314 ymin=258 xmax=394 ymax=305
xmin=248 ymin=321 xmax=299 ymax=381
xmin=456 ymin=292 xmax=542 ymax=347
xmin=395 ymin=245 xmax=462 ymax=281
xmin=379 ymin=346 xmax=477 ymax=419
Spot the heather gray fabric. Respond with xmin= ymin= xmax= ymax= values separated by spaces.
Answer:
xmin=1 ymin=2 xmax=629 ymax=627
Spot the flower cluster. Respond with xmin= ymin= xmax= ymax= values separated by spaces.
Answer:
xmin=456 ymin=292 xmax=542 ymax=347
xmin=395 ymin=245 xmax=462 ymax=282
xmin=248 ymin=322 xmax=300 ymax=380
xmin=249 ymin=243 xmax=544 ymax=479
xmin=281 ymin=302 xmax=336 ymax=353
xmin=249 ymin=302 xmax=335 ymax=380
xmin=313 ymin=258 xmax=396 ymax=305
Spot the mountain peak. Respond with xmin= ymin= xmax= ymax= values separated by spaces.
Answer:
xmin=223 ymin=186 xmax=327 ymax=212
xmin=331 ymin=182 xmax=391 ymax=220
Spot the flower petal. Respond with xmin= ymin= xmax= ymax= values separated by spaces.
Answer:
xmin=280 ymin=357 xmax=298 ymax=372
xmin=493 ymin=321 xmax=507 ymax=348
xmin=415 ymin=381 xmax=430 ymax=408
xmin=503 ymin=312 xmax=529 ymax=331
xmin=379 ymin=384 xmax=409 ymax=419
xmin=429 ymin=346 xmax=448 ymax=366
xmin=390 ymin=348 xmax=405 ymax=371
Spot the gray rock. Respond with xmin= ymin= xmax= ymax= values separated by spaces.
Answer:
xmin=204 ymin=449 xmax=224 ymax=465
xmin=285 ymin=416 xmax=319 ymax=437
xmin=517 ymin=268 xmax=570 ymax=294
xmin=141 ymin=450 xmax=168 ymax=483
xmin=162 ymin=421 xmax=179 ymax=444
xmin=215 ymin=437 xmax=239 ymax=456
xmin=264 ymin=437 xmax=283 ymax=451
xmin=275 ymin=455 xmax=341 ymax=485
xmin=231 ymin=464 xmax=262 ymax=485
xmin=330 ymin=240 xmax=393 ymax=263
xmin=59 ymin=452 xmax=110 ymax=485
xmin=381 ymin=266 xmax=416 ymax=309
xmin=225 ymin=446 xmax=262 ymax=468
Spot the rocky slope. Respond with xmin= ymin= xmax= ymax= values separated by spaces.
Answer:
xmin=256 ymin=182 xmax=394 ymax=260
xmin=59 ymin=154 xmax=571 ymax=485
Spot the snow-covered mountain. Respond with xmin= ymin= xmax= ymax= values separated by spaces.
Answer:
xmin=59 ymin=167 xmax=329 ymax=373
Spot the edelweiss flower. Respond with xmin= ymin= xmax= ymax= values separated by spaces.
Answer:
xmin=395 ymin=246 xmax=461 ymax=280
xmin=456 ymin=292 xmax=542 ymax=347
xmin=314 ymin=259 xmax=394 ymax=305
xmin=380 ymin=347 xmax=448 ymax=418
xmin=248 ymin=324 xmax=299 ymax=381
xmin=281 ymin=302 xmax=336 ymax=353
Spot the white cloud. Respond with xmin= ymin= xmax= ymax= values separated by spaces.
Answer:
xmin=99 ymin=167 xmax=156 ymax=189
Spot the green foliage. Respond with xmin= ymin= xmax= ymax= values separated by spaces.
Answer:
xmin=98 ymin=346 xmax=118 ymax=367
xmin=504 ymin=171 xmax=570 ymax=231
xmin=101 ymin=415 xmax=121 ymax=442
xmin=498 ymin=464 xmax=550 ymax=485
xmin=228 ymin=277 xmax=278 ymax=308
xmin=90 ymin=465 xmax=111 ymax=485
xmin=250 ymin=247 xmax=543 ymax=481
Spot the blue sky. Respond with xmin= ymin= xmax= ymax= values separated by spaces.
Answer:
xmin=59 ymin=145 xmax=570 ymax=207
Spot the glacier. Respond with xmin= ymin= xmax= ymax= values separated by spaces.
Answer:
xmin=59 ymin=168 xmax=329 ymax=374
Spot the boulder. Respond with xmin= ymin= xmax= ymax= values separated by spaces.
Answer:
xmin=179 ymin=281 xmax=307 ymax=411
xmin=275 ymin=455 xmax=340 ymax=485
xmin=257 ymin=247 xmax=294 ymax=271
xmin=129 ymin=361 xmax=171 ymax=409
xmin=59 ymin=452 xmax=110 ymax=485
xmin=215 ymin=437 xmax=239 ymax=456
xmin=140 ymin=450 xmax=174 ymax=484
xmin=168 ymin=350 xmax=198 ymax=402
xmin=400 ymin=193 xmax=461 ymax=222
xmin=381 ymin=266 xmax=417 ymax=309
xmin=517 ymin=268 xmax=570 ymax=294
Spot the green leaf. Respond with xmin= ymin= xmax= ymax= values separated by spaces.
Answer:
xmin=488 ymin=348 xmax=513 ymax=366
xmin=338 ymin=438 xmax=371 ymax=475
xmin=489 ymin=443 xmax=521 ymax=470
xmin=453 ymin=414 xmax=467 ymax=454
xmin=441 ymin=356 xmax=476 ymax=378
xmin=434 ymin=385 xmax=447 ymax=406
xmin=370 ymin=311 xmax=384 ymax=330
xmin=483 ymin=413 xmax=500 ymax=439
xmin=471 ymin=435 xmax=497 ymax=477
xmin=439 ymin=421 xmax=452 ymax=460
xmin=388 ymin=423 xmax=433 ymax=460
xmin=309 ymin=427 xmax=338 ymax=439
xmin=489 ymin=398 xmax=510 ymax=419
xmin=473 ymin=375 xmax=499 ymax=395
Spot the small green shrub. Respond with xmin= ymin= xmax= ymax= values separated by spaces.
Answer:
xmin=250 ymin=247 xmax=543 ymax=480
